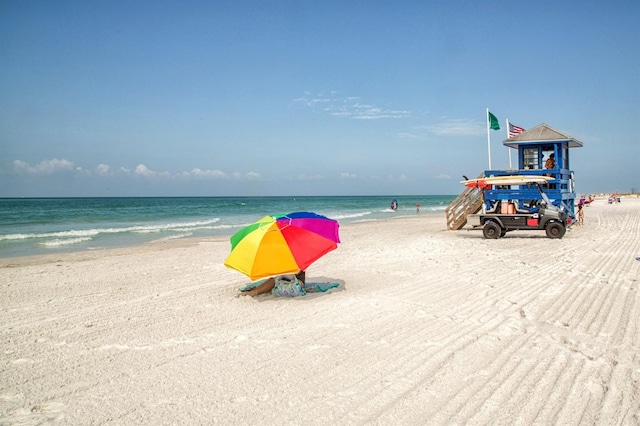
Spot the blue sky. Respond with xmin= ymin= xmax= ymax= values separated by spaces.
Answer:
xmin=2 ymin=1 xmax=638 ymax=197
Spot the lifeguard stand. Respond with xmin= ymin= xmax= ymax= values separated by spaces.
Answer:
xmin=483 ymin=123 xmax=583 ymax=215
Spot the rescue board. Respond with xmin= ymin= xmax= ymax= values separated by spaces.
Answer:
xmin=460 ymin=175 xmax=552 ymax=189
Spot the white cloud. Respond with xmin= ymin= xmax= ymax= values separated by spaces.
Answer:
xmin=134 ymin=164 xmax=170 ymax=178
xmin=13 ymin=158 xmax=75 ymax=175
xmin=11 ymin=158 xmax=265 ymax=186
xmin=245 ymin=172 xmax=262 ymax=181
xmin=435 ymin=174 xmax=452 ymax=180
xmin=95 ymin=164 xmax=110 ymax=176
xmin=294 ymin=92 xmax=410 ymax=120
xmin=388 ymin=174 xmax=408 ymax=181
xmin=227 ymin=171 xmax=262 ymax=181
xmin=423 ymin=118 xmax=485 ymax=136
xmin=76 ymin=166 xmax=91 ymax=176
xmin=296 ymin=173 xmax=324 ymax=181
xmin=186 ymin=168 xmax=227 ymax=179
xmin=347 ymin=104 xmax=410 ymax=120
xmin=134 ymin=164 xmax=153 ymax=176
xmin=340 ymin=172 xmax=358 ymax=179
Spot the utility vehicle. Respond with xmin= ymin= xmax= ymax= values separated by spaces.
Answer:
xmin=466 ymin=181 xmax=569 ymax=239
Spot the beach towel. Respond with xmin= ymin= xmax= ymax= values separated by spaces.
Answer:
xmin=303 ymin=282 xmax=340 ymax=292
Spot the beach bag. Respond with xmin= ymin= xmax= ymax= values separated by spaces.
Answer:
xmin=272 ymin=275 xmax=306 ymax=297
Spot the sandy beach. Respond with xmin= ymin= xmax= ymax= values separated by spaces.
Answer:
xmin=1 ymin=197 xmax=639 ymax=425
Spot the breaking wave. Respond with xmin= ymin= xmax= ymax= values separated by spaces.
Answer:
xmin=0 ymin=218 xmax=221 ymax=242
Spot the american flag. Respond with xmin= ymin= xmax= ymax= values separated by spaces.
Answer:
xmin=508 ymin=122 xmax=525 ymax=138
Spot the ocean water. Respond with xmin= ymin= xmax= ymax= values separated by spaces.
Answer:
xmin=0 ymin=195 xmax=454 ymax=258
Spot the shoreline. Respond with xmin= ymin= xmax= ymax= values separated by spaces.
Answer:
xmin=2 ymin=198 xmax=639 ymax=424
xmin=0 ymin=211 xmax=436 ymax=266
xmin=0 ymin=195 xmax=450 ymax=260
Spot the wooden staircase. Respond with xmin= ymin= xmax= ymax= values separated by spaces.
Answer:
xmin=445 ymin=174 xmax=484 ymax=230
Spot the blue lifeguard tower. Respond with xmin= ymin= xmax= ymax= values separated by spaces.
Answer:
xmin=446 ymin=123 xmax=583 ymax=230
xmin=486 ymin=123 xmax=583 ymax=213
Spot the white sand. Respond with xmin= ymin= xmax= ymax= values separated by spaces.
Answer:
xmin=1 ymin=198 xmax=639 ymax=425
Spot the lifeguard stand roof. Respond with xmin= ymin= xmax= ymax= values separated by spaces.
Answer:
xmin=503 ymin=123 xmax=583 ymax=148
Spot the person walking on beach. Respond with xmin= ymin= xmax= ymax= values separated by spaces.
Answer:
xmin=416 ymin=202 xmax=420 ymax=214
xmin=577 ymin=205 xmax=584 ymax=225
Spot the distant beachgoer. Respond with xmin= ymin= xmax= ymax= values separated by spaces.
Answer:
xmin=241 ymin=270 xmax=306 ymax=297
xmin=391 ymin=199 xmax=398 ymax=211
xmin=577 ymin=205 xmax=584 ymax=225
xmin=578 ymin=196 xmax=585 ymax=208
xmin=416 ymin=202 xmax=420 ymax=214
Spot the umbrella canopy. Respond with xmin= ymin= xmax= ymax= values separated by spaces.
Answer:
xmin=224 ymin=211 xmax=340 ymax=280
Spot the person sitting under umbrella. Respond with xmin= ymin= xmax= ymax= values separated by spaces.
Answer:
xmin=240 ymin=270 xmax=306 ymax=297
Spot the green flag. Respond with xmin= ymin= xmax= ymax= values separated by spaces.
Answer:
xmin=488 ymin=111 xmax=500 ymax=130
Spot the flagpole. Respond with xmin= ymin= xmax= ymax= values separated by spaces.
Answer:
xmin=506 ymin=118 xmax=512 ymax=169
xmin=486 ymin=108 xmax=492 ymax=170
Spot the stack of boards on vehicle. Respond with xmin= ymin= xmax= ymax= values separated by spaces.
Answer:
xmin=460 ymin=175 xmax=552 ymax=189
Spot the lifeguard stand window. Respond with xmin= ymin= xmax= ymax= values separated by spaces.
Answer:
xmin=523 ymin=148 xmax=539 ymax=169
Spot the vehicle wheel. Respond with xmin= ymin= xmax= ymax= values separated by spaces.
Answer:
xmin=483 ymin=221 xmax=502 ymax=239
xmin=545 ymin=222 xmax=566 ymax=239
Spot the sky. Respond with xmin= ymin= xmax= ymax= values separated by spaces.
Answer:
xmin=1 ymin=0 xmax=639 ymax=197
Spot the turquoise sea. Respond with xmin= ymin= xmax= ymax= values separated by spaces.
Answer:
xmin=0 ymin=195 xmax=454 ymax=258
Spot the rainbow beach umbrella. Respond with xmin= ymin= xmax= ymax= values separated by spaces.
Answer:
xmin=224 ymin=211 xmax=340 ymax=280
